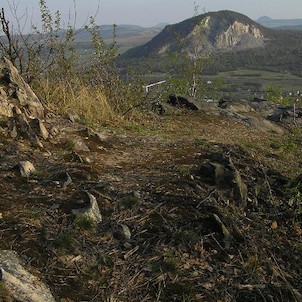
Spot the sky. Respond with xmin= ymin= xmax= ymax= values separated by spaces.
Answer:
xmin=1 ymin=0 xmax=302 ymax=29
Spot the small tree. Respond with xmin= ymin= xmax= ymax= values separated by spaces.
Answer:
xmin=265 ymin=83 xmax=292 ymax=106
xmin=165 ymin=2 xmax=206 ymax=99
xmin=84 ymin=18 xmax=138 ymax=113
xmin=0 ymin=0 xmax=77 ymax=82
xmin=0 ymin=1 xmax=136 ymax=124
xmin=265 ymin=83 xmax=282 ymax=103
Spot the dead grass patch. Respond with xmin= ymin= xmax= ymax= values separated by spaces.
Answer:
xmin=35 ymin=78 xmax=119 ymax=125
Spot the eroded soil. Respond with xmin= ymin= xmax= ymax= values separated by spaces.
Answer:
xmin=0 ymin=111 xmax=301 ymax=301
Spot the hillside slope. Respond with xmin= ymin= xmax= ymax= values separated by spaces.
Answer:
xmin=0 ymin=58 xmax=302 ymax=301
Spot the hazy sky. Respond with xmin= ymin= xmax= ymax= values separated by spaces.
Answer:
xmin=1 ymin=0 xmax=302 ymax=28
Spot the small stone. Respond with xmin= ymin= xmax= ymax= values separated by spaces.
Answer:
xmin=72 ymin=192 xmax=102 ymax=224
xmin=33 ymin=138 xmax=44 ymax=149
xmin=73 ymin=138 xmax=90 ymax=152
xmin=233 ymin=169 xmax=248 ymax=207
xmin=66 ymin=110 xmax=80 ymax=123
xmin=133 ymin=190 xmax=141 ymax=200
xmin=31 ymin=118 xmax=49 ymax=140
xmin=49 ymin=126 xmax=59 ymax=137
xmin=62 ymin=172 xmax=72 ymax=190
xmin=13 ymin=106 xmax=22 ymax=115
xmin=83 ymin=157 xmax=92 ymax=164
xmin=94 ymin=131 xmax=110 ymax=142
xmin=115 ymin=224 xmax=131 ymax=240
xmin=198 ymin=153 xmax=248 ymax=207
xmin=18 ymin=161 xmax=36 ymax=177
xmin=8 ymin=120 xmax=18 ymax=138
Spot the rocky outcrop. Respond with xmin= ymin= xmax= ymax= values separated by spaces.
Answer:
xmin=165 ymin=96 xmax=287 ymax=133
xmin=0 ymin=250 xmax=55 ymax=302
xmin=0 ymin=57 xmax=44 ymax=118
xmin=215 ymin=20 xmax=264 ymax=50
xmin=268 ymin=105 xmax=302 ymax=125
xmin=219 ymin=98 xmax=277 ymax=115
xmin=0 ymin=57 xmax=48 ymax=146
xmin=168 ymin=94 xmax=203 ymax=110
xmin=7 ymin=107 xmax=49 ymax=145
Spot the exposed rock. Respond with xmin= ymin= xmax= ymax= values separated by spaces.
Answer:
xmin=72 ymin=192 xmax=102 ymax=224
xmin=167 ymin=98 xmax=283 ymax=133
xmin=251 ymin=97 xmax=277 ymax=114
xmin=94 ymin=131 xmax=110 ymax=142
xmin=233 ymin=169 xmax=248 ymax=207
xmin=198 ymin=162 xmax=228 ymax=186
xmin=0 ymin=250 xmax=55 ymax=302
xmin=114 ymin=224 xmax=132 ymax=240
xmin=219 ymin=109 xmax=284 ymax=134
xmin=62 ymin=172 xmax=72 ymax=190
xmin=122 ymin=11 xmax=266 ymax=59
xmin=219 ymin=99 xmax=255 ymax=113
xmin=8 ymin=108 xmax=31 ymax=138
xmin=31 ymin=118 xmax=49 ymax=140
xmin=267 ymin=105 xmax=302 ymax=125
xmin=212 ymin=214 xmax=232 ymax=249
xmin=66 ymin=110 xmax=80 ymax=123
xmin=73 ymin=138 xmax=90 ymax=152
xmin=80 ymin=127 xmax=112 ymax=147
xmin=49 ymin=126 xmax=59 ymax=137
xmin=0 ymin=99 xmax=14 ymax=117
xmin=0 ymin=57 xmax=44 ymax=118
xmin=198 ymin=153 xmax=248 ymax=207
xmin=168 ymin=94 xmax=202 ymax=110
xmin=7 ymin=108 xmax=46 ymax=145
xmin=219 ymin=98 xmax=277 ymax=116
xmin=247 ymin=117 xmax=284 ymax=134
xmin=18 ymin=161 xmax=36 ymax=177
xmin=215 ymin=19 xmax=264 ymax=50
xmin=0 ymin=58 xmax=49 ymax=145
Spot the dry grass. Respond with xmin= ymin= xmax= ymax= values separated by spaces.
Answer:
xmin=35 ymin=78 xmax=118 ymax=125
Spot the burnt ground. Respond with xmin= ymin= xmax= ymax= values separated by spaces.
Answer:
xmin=0 ymin=111 xmax=301 ymax=302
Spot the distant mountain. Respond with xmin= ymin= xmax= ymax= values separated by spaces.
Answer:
xmin=121 ymin=10 xmax=269 ymax=59
xmin=257 ymin=16 xmax=272 ymax=23
xmin=118 ymin=11 xmax=302 ymax=76
xmin=71 ymin=23 xmax=166 ymax=54
xmin=257 ymin=16 xmax=302 ymax=29
xmin=74 ymin=24 xmax=165 ymax=41
xmin=154 ymin=23 xmax=170 ymax=28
